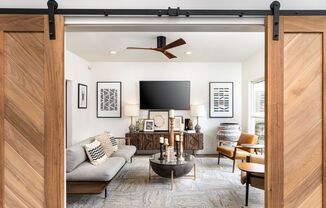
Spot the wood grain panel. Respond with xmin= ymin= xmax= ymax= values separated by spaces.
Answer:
xmin=0 ymin=30 xmax=4 ymax=208
xmin=44 ymin=15 xmax=65 ymax=208
xmin=0 ymin=15 xmax=43 ymax=32
xmin=283 ymin=32 xmax=323 ymax=208
xmin=265 ymin=16 xmax=285 ymax=208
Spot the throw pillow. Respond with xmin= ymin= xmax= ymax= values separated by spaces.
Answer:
xmin=109 ymin=136 xmax=118 ymax=151
xmin=84 ymin=140 xmax=108 ymax=166
xmin=96 ymin=132 xmax=115 ymax=157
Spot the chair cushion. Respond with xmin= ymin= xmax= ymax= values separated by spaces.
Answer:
xmin=66 ymin=157 xmax=125 ymax=181
xmin=216 ymin=146 xmax=251 ymax=160
xmin=66 ymin=137 xmax=94 ymax=173
xmin=111 ymin=145 xmax=136 ymax=162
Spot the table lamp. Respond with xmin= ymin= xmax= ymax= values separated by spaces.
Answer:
xmin=124 ymin=104 xmax=139 ymax=133
xmin=191 ymin=105 xmax=205 ymax=133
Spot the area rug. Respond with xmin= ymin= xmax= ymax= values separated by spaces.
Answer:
xmin=67 ymin=156 xmax=264 ymax=208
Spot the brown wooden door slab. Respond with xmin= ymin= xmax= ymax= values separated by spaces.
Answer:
xmin=266 ymin=16 xmax=326 ymax=208
xmin=0 ymin=15 xmax=64 ymax=208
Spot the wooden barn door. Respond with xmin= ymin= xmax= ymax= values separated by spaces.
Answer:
xmin=0 ymin=15 xmax=64 ymax=208
xmin=266 ymin=16 xmax=326 ymax=207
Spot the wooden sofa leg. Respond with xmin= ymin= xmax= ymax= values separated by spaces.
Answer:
xmin=104 ymin=188 xmax=107 ymax=198
xmin=232 ymin=159 xmax=236 ymax=173
xmin=218 ymin=153 xmax=221 ymax=165
xmin=130 ymin=156 xmax=133 ymax=163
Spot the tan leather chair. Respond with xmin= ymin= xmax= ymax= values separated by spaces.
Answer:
xmin=240 ymin=154 xmax=264 ymax=190
xmin=217 ymin=133 xmax=258 ymax=172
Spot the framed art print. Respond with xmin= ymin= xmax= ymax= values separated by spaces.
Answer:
xmin=97 ymin=81 xmax=121 ymax=118
xmin=148 ymin=110 xmax=169 ymax=131
xmin=144 ymin=120 xmax=155 ymax=132
xmin=78 ymin=83 xmax=87 ymax=109
xmin=174 ymin=116 xmax=183 ymax=131
xmin=209 ymin=82 xmax=234 ymax=118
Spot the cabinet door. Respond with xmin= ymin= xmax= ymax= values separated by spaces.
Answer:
xmin=185 ymin=133 xmax=203 ymax=150
xmin=143 ymin=134 xmax=155 ymax=150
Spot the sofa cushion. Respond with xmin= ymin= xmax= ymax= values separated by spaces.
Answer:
xmin=66 ymin=157 xmax=125 ymax=181
xmin=84 ymin=140 xmax=108 ymax=166
xmin=111 ymin=145 xmax=136 ymax=162
xmin=66 ymin=137 xmax=94 ymax=173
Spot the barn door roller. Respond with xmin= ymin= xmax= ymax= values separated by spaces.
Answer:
xmin=270 ymin=1 xmax=280 ymax=40
xmin=47 ymin=0 xmax=58 ymax=40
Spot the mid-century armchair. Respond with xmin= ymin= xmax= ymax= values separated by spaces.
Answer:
xmin=217 ymin=133 xmax=258 ymax=172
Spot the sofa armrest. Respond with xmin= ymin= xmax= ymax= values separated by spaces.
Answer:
xmin=114 ymin=137 xmax=131 ymax=145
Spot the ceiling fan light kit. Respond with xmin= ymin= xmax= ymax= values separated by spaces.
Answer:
xmin=126 ymin=36 xmax=186 ymax=59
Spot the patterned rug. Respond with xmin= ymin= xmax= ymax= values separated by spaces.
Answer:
xmin=67 ymin=156 xmax=264 ymax=208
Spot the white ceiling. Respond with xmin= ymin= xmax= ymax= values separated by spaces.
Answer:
xmin=66 ymin=32 xmax=264 ymax=62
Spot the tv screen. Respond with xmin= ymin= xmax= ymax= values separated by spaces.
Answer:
xmin=140 ymin=81 xmax=190 ymax=110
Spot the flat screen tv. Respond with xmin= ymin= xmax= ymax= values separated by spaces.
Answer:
xmin=140 ymin=81 xmax=190 ymax=110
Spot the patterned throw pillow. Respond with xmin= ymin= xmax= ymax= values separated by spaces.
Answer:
xmin=84 ymin=140 xmax=108 ymax=166
xmin=109 ymin=136 xmax=118 ymax=151
xmin=96 ymin=132 xmax=115 ymax=157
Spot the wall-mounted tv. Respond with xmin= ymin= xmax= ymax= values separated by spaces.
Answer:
xmin=140 ymin=81 xmax=190 ymax=110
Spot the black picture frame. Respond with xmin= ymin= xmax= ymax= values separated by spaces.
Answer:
xmin=96 ymin=81 xmax=122 ymax=118
xmin=148 ymin=110 xmax=170 ymax=132
xmin=209 ymin=82 xmax=234 ymax=118
xmin=78 ymin=83 xmax=87 ymax=109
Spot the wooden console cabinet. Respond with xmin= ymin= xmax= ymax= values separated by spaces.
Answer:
xmin=125 ymin=132 xmax=203 ymax=151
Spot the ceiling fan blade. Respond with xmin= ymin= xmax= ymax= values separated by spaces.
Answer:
xmin=127 ymin=47 xmax=158 ymax=50
xmin=162 ymin=38 xmax=186 ymax=50
xmin=163 ymin=51 xmax=177 ymax=59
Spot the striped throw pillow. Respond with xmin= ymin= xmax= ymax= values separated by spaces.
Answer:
xmin=96 ymin=132 xmax=115 ymax=157
xmin=109 ymin=136 xmax=118 ymax=151
xmin=84 ymin=140 xmax=107 ymax=166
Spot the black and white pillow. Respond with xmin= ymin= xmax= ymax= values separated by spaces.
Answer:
xmin=109 ymin=135 xmax=118 ymax=151
xmin=84 ymin=140 xmax=108 ymax=166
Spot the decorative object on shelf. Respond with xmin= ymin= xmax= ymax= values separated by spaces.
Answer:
xmin=185 ymin=118 xmax=190 ymax=130
xmin=137 ymin=119 xmax=144 ymax=132
xmin=178 ymin=124 xmax=185 ymax=161
xmin=169 ymin=109 xmax=175 ymax=147
xmin=124 ymin=104 xmax=139 ymax=133
xmin=174 ymin=116 xmax=183 ymax=131
xmin=175 ymin=135 xmax=180 ymax=158
xmin=97 ymin=81 xmax=121 ymax=118
xmin=159 ymin=137 xmax=164 ymax=160
xmin=217 ymin=123 xmax=241 ymax=142
xmin=149 ymin=110 xmax=169 ymax=131
xmin=78 ymin=83 xmax=88 ymax=109
xmin=144 ymin=119 xmax=155 ymax=132
xmin=188 ymin=119 xmax=194 ymax=130
xmin=191 ymin=105 xmax=205 ymax=133
xmin=209 ymin=82 xmax=234 ymax=118
xmin=164 ymin=138 xmax=169 ymax=157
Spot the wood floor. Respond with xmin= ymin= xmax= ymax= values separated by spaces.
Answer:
xmin=67 ymin=156 xmax=264 ymax=208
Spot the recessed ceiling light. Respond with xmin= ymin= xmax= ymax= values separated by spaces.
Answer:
xmin=184 ymin=51 xmax=192 ymax=55
xmin=109 ymin=51 xmax=117 ymax=55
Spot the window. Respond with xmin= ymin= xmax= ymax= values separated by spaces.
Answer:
xmin=249 ymin=79 xmax=265 ymax=145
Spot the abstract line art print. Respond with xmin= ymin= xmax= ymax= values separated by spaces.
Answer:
xmin=97 ymin=82 xmax=121 ymax=118
xmin=209 ymin=82 xmax=233 ymax=118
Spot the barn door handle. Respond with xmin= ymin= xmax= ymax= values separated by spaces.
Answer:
xmin=47 ymin=0 xmax=58 ymax=40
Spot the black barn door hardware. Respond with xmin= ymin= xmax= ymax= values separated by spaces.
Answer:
xmin=1 ymin=1 xmax=326 ymax=40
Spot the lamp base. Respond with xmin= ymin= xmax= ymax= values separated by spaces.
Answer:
xmin=195 ymin=124 xmax=201 ymax=133
xmin=129 ymin=124 xmax=136 ymax=133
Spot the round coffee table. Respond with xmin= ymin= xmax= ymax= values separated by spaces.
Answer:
xmin=149 ymin=153 xmax=196 ymax=191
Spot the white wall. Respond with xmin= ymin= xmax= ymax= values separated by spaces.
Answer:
xmin=241 ymin=50 xmax=265 ymax=132
xmin=65 ymin=51 xmax=93 ymax=146
xmin=83 ymin=62 xmax=242 ymax=154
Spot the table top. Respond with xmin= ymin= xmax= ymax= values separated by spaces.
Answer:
xmin=241 ymin=144 xmax=264 ymax=149
xmin=237 ymin=162 xmax=265 ymax=174
xmin=150 ymin=153 xmax=195 ymax=166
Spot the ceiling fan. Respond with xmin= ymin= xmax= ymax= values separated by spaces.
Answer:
xmin=126 ymin=36 xmax=186 ymax=59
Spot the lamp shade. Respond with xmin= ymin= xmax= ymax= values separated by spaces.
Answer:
xmin=124 ymin=104 xmax=139 ymax=117
xmin=191 ymin=105 xmax=205 ymax=117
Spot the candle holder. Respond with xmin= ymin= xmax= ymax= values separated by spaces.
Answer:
xmin=159 ymin=143 xmax=164 ymax=160
xmin=175 ymin=140 xmax=180 ymax=158
xmin=169 ymin=117 xmax=175 ymax=147
xmin=164 ymin=143 xmax=169 ymax=158
xmin=178 ymin=130 xmax=185 ymax=161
